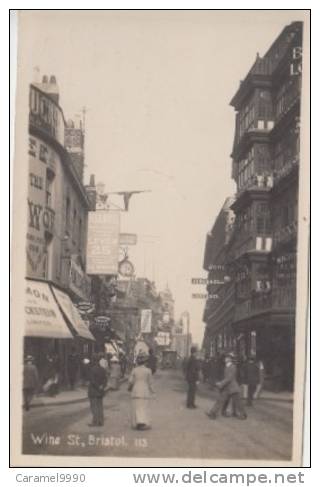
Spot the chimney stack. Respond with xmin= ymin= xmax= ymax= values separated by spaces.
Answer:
xmin=33 ymin=73 xmax=60 ymax=104
xmin=85 ymin=174 xmax=97 ymax=210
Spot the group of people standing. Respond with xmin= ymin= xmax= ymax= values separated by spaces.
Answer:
xmin=87 ymin=348 xmax=157 ymax=430
xmin=185 ymin=347 xmax=264 ymax=420
xmin=22 ymin=347 xmax=128 ymax=412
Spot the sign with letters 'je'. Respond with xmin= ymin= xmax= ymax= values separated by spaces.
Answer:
xmin=86 ymin=210 xmax=120 ymax=275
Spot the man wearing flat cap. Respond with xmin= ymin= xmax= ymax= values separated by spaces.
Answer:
xmin=185 ymin=346 xmax=200 ymax=409
xmin=207 ymin=352 xmax=247 ymax=420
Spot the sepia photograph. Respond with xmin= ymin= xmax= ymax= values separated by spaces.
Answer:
xmin=10 ymin=9 xmax=310 ymax=467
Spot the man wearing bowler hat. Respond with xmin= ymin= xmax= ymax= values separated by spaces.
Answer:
xmin=206 ymin=352 xmax=247 ymax=420
xmin=185 ymin=346 xmax=200 ymax=409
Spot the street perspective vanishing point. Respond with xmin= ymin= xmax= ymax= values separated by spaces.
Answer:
xmin=10 ymin=10 xmax=310 ymax=468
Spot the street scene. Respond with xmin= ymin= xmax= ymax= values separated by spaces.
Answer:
xmin=13 ymin=10 xmax=308 ymax=464
xmin=23 ymin=369 xmax=293 ymax=460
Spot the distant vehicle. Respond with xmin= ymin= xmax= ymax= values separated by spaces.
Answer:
xmin=161 ymin=350 xmax=177 ymax=369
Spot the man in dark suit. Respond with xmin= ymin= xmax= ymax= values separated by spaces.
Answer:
xmin=146 ymin=348 xmax=157 ymax=375
xmin=207 ymin=352 xmax=247 ymax=420
xmin=88 ymin=354 xmax=108 ymax=426
xmin=185 ymin=346 xmax=200 ymax=409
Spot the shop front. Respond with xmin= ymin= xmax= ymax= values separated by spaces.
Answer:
xmin=232 ymin=312 xmax=295 ymax=391
xmin=24 ymin=278 xmax=95 ymax=388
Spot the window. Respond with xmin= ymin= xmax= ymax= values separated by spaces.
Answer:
xmin=42 ymin=234 xmax=52 ymax=279
xmin=275 ymin=78 xmax=300 ymax=120
xmin=236 ymin=265 xmax=251 ymax=299
xmin=45 ymin=169 xmax=55 ymax=207
xmin=258 ymin=90 xmax=272 ymax=119
xmin=73 ymin=208 xmax=77 ymax=242
xmin=39 ymin=144 xmax=49 ymax=163
xmin=281 ymin=206 xmax=289 ymax=227
xmin=239 ymin=103 xmax=255 ymax=139
xmin=78 ymin=217 xmax=82 ymax=251
xmin=256 ymin=203 xmax=271 ymax=234
xmin=237 ymin=147 xmax=255 ymax=189
xmin=65 ymin=197 xmax=70 ymax=233
xmin=28 ymin=137 xmax=37 ymax=157
xmin=30 ymin=88 xmax=39 ymax=113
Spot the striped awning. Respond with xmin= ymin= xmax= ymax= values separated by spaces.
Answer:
xmin=25 ymin=281 xmax=73 ymax=339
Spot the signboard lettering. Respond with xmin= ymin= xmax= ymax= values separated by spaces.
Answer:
xmin=140 ymin=309 xmax=152 ymax=333
xmin=86 ymin=211 xmax=120 ymax=275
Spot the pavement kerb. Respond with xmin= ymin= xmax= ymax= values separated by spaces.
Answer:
xmin=30 ymin=377 xmax=128 ymax=409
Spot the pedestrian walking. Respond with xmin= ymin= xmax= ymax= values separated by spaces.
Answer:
xmin=206 ymin=352 xmax=247 ymax=420
xmin=245 ymin=355 xmax=260 ymax=406
xmin=23 ymin=355 xmax=39 ymax=411
xmin=108 ymin=355 xmax=121 ymax=390
xmin=146 ymin=348 xmax=157 ymax=375
xmin=185 ymin=346 xmax=200 ymax=409
xmin=202 ymin=355 xmax=211 ymax=383
xmin=128 ymin=351 xmax=155 ymax=431
xmin=42 ymin=353 xmax=59 ymax=396
xmin=87 ymin=354 xmax=107 ymax=427
xmin=81 ymin=356 xmax=91 ymax=385
xmin=254 ymin=358 xmax=265 ymax=399
xmin=67 ymin=347 xmax=80 ymax=390
xmin=119 ymin=351 xmax=127 ymax=378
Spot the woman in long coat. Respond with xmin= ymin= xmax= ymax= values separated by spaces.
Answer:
xmin=128 ymin=352 xmax=155 ymax=430
xmin=108 ymin=355 xmax=121 ymax=390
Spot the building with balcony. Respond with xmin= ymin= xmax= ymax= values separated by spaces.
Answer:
xmin=202 ymin=22 xmax=303 ymax=391
xmin=202 ymin=198 xmax=236 ymax=357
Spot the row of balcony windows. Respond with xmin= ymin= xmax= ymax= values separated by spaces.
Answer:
xmin=232 ymin=222 xmax=297 ymax=259
xmin=234 ymin=286 xmax=296 ymax=321
xmin=236 ymin=156 xmax=299 ymax=196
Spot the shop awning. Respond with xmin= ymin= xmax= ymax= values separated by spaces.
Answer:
xmin=25 ymin=281 xmax=73 ymax=339
xmin=51 ymin=287 xmax=95 ymax=341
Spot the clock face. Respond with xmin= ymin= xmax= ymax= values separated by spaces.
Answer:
xmin=119 ymin=259 xmax=134 ymax=277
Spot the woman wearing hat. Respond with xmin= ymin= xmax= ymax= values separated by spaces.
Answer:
xmin=108 ymin=355 xmax=121 ymax=391
xmin=128 ymin=351 xmax=155 ymax=430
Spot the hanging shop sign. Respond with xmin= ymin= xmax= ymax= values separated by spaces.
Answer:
xmin=76 ymin=301 xmax=95 ymax=315
xmin=119 ymin=233 xmax=138 ymax=246
xmin=86 ymin=210 xmax=120 ymax=275
xmin=69 ymin=258 xmax=91 ymax=300
xmin=155 ymin=332 xmax=171 ymax=347
xmin=94 ymin=316 xmax=111 ymax=330
xmin=140 ymin=309 xmax=152 ymax=333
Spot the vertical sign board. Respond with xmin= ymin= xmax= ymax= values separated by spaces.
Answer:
xmin=140 ymin=309 xmax=152 ymax=333
xmin=27 ymin=136 xmax=57 ymax=278
xmin=86 ymin=211 xmax=120 ymax=275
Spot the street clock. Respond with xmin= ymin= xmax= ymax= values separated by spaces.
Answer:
xmin=118 ymin=258 xmax=135 ymax=277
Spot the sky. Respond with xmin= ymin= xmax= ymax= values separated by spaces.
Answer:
xmin=19 ymin=10 xmax=307 ymax=345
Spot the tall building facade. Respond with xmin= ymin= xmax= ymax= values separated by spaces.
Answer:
xmin=26 ymin=75 xmax=94 ymax=381
xmin=202 ymin=198 xmax=235 ymax=357
xmin=202 ymin=22 xmax=303 ymax=391
xmin=28 ymin=75 xmax=91 ymax=302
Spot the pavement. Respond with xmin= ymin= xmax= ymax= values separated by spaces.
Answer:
xmin=31 ymin=372 xmax=293 ymax=408
xmin=22 ymin=369 xmax=293 ymax=461
xmin=32 ymin=377 xmax=128 ymax=407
